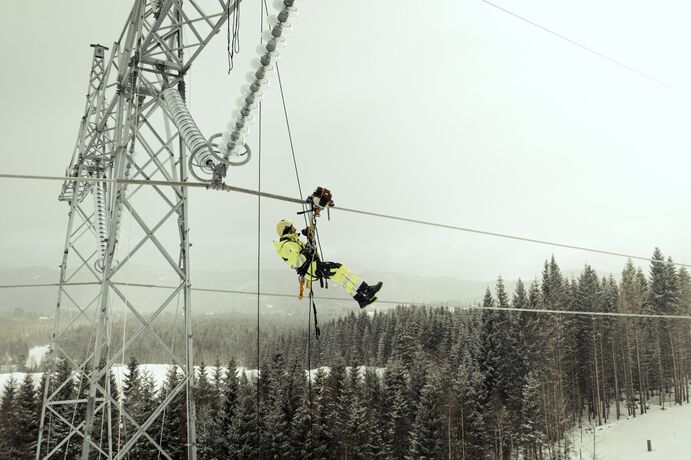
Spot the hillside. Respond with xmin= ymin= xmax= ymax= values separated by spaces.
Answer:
xmin=0 ymin=265 xmax=515 ymax=314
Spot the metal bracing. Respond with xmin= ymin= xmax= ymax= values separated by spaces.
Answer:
xmin=38 ymin=1 xmax=235 ymax=459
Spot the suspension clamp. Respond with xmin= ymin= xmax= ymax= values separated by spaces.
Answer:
xmin=209 ymin=162 xmax=228 ymax=189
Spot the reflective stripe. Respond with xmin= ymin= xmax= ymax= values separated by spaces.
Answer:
xmin=330 ymin=264 xmax=361 ymax=294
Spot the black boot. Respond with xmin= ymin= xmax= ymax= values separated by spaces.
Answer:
xmin=353 ymin=282 xmax=383 ymax=308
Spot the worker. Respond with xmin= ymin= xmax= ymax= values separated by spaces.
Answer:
xmin=274 ymin=219 xmax=382 ymax=308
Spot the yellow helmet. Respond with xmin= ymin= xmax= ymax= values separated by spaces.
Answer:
xmin=276 ymin=219 xmax=295 ymax=237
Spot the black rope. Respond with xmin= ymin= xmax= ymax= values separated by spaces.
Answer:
xmin=259 ymin=2 xmax=316 ymax=441
xmin=260 ymin=0 xmax=309 ymax=226
xmin=305 ymin=211 xmax=322 ymax=340
xmin=306 ymin=245 xmax=319 ymax=457
xmin=276 ymin=64 xmax=305 ymax=207
xmin=309 ymin=289 xmax=321 ymax=339
xmin=226 ymin=0 xmax=241 ymax=73
xmin=306 ymin=291 xmax=313 ymax=443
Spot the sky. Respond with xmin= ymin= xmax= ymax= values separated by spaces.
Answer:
xmin=1 ymin=0 xmax=690 ymax=283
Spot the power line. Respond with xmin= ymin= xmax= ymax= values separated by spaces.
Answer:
xmin=2 ymin=172 xmax=688 ymax=269
xmin=115 ymin=282 xmax=691 ymax=320
xmin=0 ymin=282 xmax=99 ymax=289
xmin=480 ymin=0 xmax=691 ymax=99
xmin=18 ymin=280 xmax=691 ymax=321
xmin=331 ymin=206 xmax=691 ymax=267
xmin=3 ymin=280 xmax=689 ymax=320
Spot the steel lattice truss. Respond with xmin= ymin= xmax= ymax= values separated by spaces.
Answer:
xmin=38 ymin=1 xmax=235 ymax=459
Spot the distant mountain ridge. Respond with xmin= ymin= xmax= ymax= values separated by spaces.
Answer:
xmin=0 ymin=265 xmax=519 ymax=314
xmin=1 ymin=265 xmax=615 ymax=314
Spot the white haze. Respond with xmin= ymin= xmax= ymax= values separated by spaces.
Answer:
xmin=1 ymin=0 xmax=690 ymax=283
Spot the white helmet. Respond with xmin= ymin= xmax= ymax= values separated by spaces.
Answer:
xmin=276 ymin=219 xmax=294 ymax=237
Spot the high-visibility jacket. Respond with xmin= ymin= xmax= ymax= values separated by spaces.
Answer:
xmin=274 ymin=232 xmax=361 ymax=293
xmin=274 ymin=233 xmax=319 ymax=281
xmin=274 ymin=233 xmax=306 ymax=268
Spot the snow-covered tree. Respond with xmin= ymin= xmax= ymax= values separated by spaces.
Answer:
xmin=408 ymin=370 xmax=444 ymax=459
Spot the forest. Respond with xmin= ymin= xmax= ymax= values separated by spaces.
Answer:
xmin=0 ymin=248 xmax=689 ymax=459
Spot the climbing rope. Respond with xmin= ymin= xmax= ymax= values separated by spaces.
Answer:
xmin=260 ymin=0 xmax=317 ymax=446
xmin=255 ymin=1 xmax=263 ymax=453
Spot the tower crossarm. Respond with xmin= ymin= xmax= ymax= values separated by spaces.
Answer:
xmin=59 ymin=0 xmax=238 ymax=204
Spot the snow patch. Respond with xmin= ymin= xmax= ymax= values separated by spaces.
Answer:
xmin=109 ymin=364 xmax=261 ymax=394
xmin=25 ymin=345 xmax=50 ymax=369
xmin=304 ymin=365 xmax=386 ymax=382
xmin=569 ymin=403 xmax=691 ymax=460
xmin=0 ymin=372 xmax=42 ymax=391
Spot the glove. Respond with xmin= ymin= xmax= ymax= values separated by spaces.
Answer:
xmin=301 ymin=227 xmax=314 ymax=239
xmin=302 ymin=244 xmax=315 ymax=259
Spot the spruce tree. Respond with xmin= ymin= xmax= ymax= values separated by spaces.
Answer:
xmin=48 ymin=359 xmax=76 ymax=458
xmin=345 ymin=362 xmax=367 ymax=459
xmin=35 ymin=371 xmax=49 ymax=458
xmin=494 ymin=276 xmax=523 ymax=455
xmin=217 ymin=359 xmax=239 ymax=457
xmin=121 ymin=357 xmax=157 ymax=457
xmin=195 ymin=361 xmax=216 ymax=458
xmin=325 ymin=356 xmax=347 ymax=458
xmin=519 ymin=371 xmax=546 ymax=458
xmin=406 ymin=350 xmax=427 ymax=424
xmin=291 ymin=383 xmax=315 ymax=459
xmin=478 ymin=287 xmax=503 ymax=455
xmin=0 ymin=377 xmax=18 ymax=458
xmin=281 ymin=358 xmax=306 ymax=458
xmin=381 ymin=359 xmax=410 ymax=458
xmin=408 ymin=370 xmax=444 ymax=459
xmin=158 ymin=366 xmax=186 ymax=458
xmin=204 ymin=359 xmax=224 ymax=457
xmin=258 ymin=353 xmax=290 ymax=458
xmin=14 ymin=373 xmax=39 ymax=458
xmin=312 ymin=368 xmax=331 ymax=458
xmin=229 ymin=372 xmax=258 ymax=459
xmin=645 ymin=248 xmax=677 ymax=406
xmin=360 ymin=367 xmax=384 ymax=458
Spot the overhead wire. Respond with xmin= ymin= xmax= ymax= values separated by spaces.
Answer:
xmin=157 ymin=286 xmax=691 ymax=321
xmin=479 ymin=0 xmax=691 ymax=99
xmin=2 ymin=172 xmax=690 ymax=269
xmin=0 ymin=282 xmax=100 ymax=289
xmin=46 ymin=281 xmax=691 ymax=321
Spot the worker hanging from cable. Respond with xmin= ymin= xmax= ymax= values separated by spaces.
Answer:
xmin=274 ymin=187 xmax=383 ymax=308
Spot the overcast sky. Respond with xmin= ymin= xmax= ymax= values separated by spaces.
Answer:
xmin=1 ymin=0 xmax=690 ymax=283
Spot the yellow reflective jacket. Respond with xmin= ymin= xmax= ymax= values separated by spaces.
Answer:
xmin=273 ymin=233 xmax=307 ymax=270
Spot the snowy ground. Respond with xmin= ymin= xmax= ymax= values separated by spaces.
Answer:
xmin=25 ymin=345 xmax=50 ymax=368
xmin=569 ymin=402 xmax=691 ymax=460
xmin=0 ymin=371 xmax=41 ymax=390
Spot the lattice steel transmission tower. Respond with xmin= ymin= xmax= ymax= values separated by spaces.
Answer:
xmin=37 ymin=1 xmax=237 ymax=458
